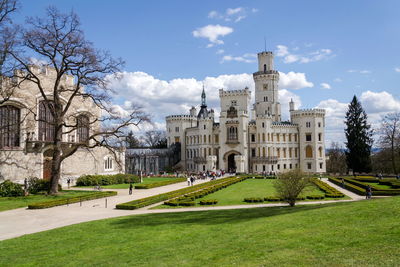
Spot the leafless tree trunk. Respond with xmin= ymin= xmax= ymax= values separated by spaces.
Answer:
xmin=379 ymin=113 xmax=400 ymax=174
xmin=10 ymin=7 xmax=149 ymax=194
xmin=143 ymin=130 xmax=166 ymax=147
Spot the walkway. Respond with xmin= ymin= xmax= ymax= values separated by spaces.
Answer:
xmin=0 ymin=177 xmax=365 ymax=241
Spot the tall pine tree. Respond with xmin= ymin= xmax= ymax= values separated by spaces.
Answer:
xmin=344 ymin=95 xmax=373 ymax=173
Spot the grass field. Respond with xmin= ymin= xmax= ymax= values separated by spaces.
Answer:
xmin=75 ymin=177 xmax=178 ymax=189
xmin=155 ymin=179 xmax=349 ymax=208
xmin=1 ymin=197 xmax=399 ymax=266
xmin=0 ymin=190 xmax=105 ymax=212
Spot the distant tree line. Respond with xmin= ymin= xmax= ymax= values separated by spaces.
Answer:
xmin=125 ymin=130 xmax=167 ymax=149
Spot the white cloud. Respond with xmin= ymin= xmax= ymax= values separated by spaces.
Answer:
xmin=320 ymin=83 xmax=331 ymax=89
xmin=275 ymin=45 xmax=334 ymax=64
xmin=207 ymin=7 xmax=254 ymax=23
xmin=279 ymin=71 xmax=314 ymax=89
xmin=216 ymin=49 xmax=225 ymax=54
xmin=334 ymin=78 xmax=342 ymax=82
xmin=279 ymin=89 xmax=302 ymax=120
xmin=221 ymin=53 xmax=256 ymax=63
xmin=192 ymin=24 xmax=233 ymax=47
xmin=360 ymin=91 xmax=400 ymax=114
xmin=395 ymin=67 xmax=400 ymax=73
xmin=347 ymin=69 xmax=371 ymax=74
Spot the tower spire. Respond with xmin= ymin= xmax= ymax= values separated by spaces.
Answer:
xmin=201 ymin=84 xmax=206 ymax=107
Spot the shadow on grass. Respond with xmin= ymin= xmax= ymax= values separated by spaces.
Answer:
xmin=111 ymin=202 xmax=353 ymax=228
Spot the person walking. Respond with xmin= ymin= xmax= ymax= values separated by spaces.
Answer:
xmin=129 ymin=183 xmax=133 ymax=195
xmin=366 ymin=185 xmax=372 ymax=199
xmin=187 ymin=176 xmax=191 ymax=186
xmin=190 ymin=176 xmax=194 ymax=186
xmin=67 ymin=178 xmax=71 ymax=189
xmin=341 ymin=178 xmax=345 ymax=189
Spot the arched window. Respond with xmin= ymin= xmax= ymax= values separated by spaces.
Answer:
xmin=319 ymin=146 xmax=323 ymax=158
xmin=104 ymin=156 xmax=113 ymax=171
xmin=306 ymin=146 xmax=313 ymax=158
xmin=77 ymin=114 xmax=89 ymax=143
xmin=0 ymin=105 xmax=20 ymax=148
xmin=38 ymin=101 xmax=55 ymax=141
xmin=227 ymin=126 xmax=238 ymax=141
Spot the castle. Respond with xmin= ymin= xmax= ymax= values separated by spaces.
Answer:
xmin=166 ymin=51 xmax=326 ymax=174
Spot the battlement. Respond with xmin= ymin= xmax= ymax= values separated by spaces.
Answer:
xmin=290 ymin=109 xmax=325 ymax=117
xmin=271 ymin=121 xmax=298 ymax=128
xmin=258 ymin=51 xmax=273 ymax=56
xmin=219 ymin=88 xmax=251 ymax=97
xmin=253 ymin=70 xmax=279 ymax=76
xmin=166 ymin=115 xmax=197 ymax=121
xmin=28 ymin=65 xmax=75 ymax=86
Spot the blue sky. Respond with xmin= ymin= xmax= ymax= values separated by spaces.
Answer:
xmin=15 ymin=0 xmax=400 ymax=145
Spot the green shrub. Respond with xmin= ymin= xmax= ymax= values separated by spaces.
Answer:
xmin=312 ymin=179 xmax=345 ymax=198
xmin=28 ymin=191 xmax=117 ymax=209
xmin=76 ymin=174 xmax=139 ymax=186
xmin=0 ymin=180 xmax=24 ymax=197
xmin=199 ymin=199 xmax=218 ymax=205
xmin=27 ymin=178 xmax=61 ymax=194
xmin=264 ymin=196 xmax=282 ymax=202
xmin=306 ymin=195 xmax=325 ymax=200
xmin=244 ymin=197 xmax=264 ymax=203
xmin=134 ymin=178 xmax=186 ymax=189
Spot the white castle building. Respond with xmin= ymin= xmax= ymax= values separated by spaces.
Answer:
xmin=166 ymin=51 xmax=326 ymax=174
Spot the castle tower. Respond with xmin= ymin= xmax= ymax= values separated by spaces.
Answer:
xmin=253 ymin=51 xmax=281 ymax=121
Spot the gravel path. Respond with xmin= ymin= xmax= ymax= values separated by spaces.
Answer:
xmin=0 ymin=177 xmax=366 ymax=241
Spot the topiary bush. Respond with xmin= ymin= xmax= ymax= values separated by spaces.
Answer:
xmin=264 ymin=196 xmax=282 ymax=202
xmin=199 ymin=199 xmax=218 ymax=205
xmin=306 ymin=195 xmax=325 ymax=200
xmin=0 ymin=180 xmax=24 ymax=197
xmin=244 ymin=197 xmax=264 ymax=203
xmin=76 ymin=174 xmax=139 ymax=186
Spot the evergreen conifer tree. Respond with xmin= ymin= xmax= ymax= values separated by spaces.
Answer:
xmin=344 ymin=95 xmax=373 ymax=173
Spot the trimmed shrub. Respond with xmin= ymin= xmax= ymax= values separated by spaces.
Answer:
xmin=312 ymin=179 xmax=345 ymax=198
xmin=134 ymin=178 xmax=186 ymax=189
xmin=264 ymin=196 xmax=282 ymax=202
xmin=0 ymin=180 xmax=24 ymax=197
xmin=28 ymin=191 xmax=117 ymax=209
xmin=199 ymin=199 xmax=218 ymax=205
xmin=76 ymin=174 xmax=139 ymax=186
xmin=306 ymin=195 xmax=325 ymax=200
xmin=244 ymin=197 xmax=264 ymax=203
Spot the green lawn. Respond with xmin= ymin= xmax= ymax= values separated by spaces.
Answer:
xmin=1 ymin=197 xmax=400 ymax=266
xmin=75 ymin=177 xmax=178 ymax=189
xmin=155 ymin=179 xmax=348 ymax=208
xmin=0 ymin=190 xmax=104 ymax=212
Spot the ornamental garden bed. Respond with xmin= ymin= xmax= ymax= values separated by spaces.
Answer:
xmin=329 ymin=177 xmax=400 ymax=196
xmin=153 ymin=178 xmax=348 ymax=209
xmin=75 ymin=177 xmax=183 ymax=189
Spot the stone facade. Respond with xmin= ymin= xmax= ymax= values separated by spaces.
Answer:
xmin=0 ymin=66 xmax=124 ymax=184
xmin=166 ymin=51 xmax=326 ymax=174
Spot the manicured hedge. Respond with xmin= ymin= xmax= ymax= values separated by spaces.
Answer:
xmin=340 ymin=178 xmax=400 ymax=196
xmin=306 ymin=195 xmax=325 ymax=200
xmin=116 ymin=176 xmax=247 ymax=210
xmin=28 ymin=191 xmax=117 ymax=209
xmin=312 ymin=179 xmax=345 ymax=198
xmin=76 ymin=174 xmax=139 ymax=186
xmin=264 ymin=196 xmax=282 ymax=202
xmin=199 ymin=199 xmax=218 ymax=205
xmin=329 ymin=177 xmax=365 ymax=195
xmin=134 ymin=178 xmax=186 ymax=189
xmin=244 ymin=197 xmax=264 ymax=203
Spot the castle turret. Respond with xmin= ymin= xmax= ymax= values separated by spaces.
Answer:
xmin=253 ymin=51 xmax=281 ymax=121
xmin=289 ymin=98 xmax=295 ymax=112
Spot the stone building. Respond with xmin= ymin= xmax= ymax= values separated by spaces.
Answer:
xmin=0 ymin=66 xmax=124 ymax=184
xmin=166 ymin=50 xmax=326 ymax=174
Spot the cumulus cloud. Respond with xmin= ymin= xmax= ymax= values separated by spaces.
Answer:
xmin=316 ymin=91 xmax=400 ymax=146
xmin=208 ymin=7 xmax=253 ymax=23
xmin=275 ymin=45 xmax=334 ymax=64
xmin=107 ymin=70 xmax=313 ymax=128
xmin=192 ymin=24 xmax=233 ymax=47
xmin=395 ymin=67 xmax=400 ymax=73
xmin=279 ymin=89 xmax=302 ymax=120
xmin=320 ymin=83 xmax=331 ymax=89
xmin=216 ymin=49 xmax=225 ymax=54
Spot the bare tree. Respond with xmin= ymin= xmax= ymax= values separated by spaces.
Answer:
xmin=274 ymin=169 xmax=310 ymax=207
xmin=142 ymin=130 xmax=166 ymax=147
xmin=0 ymin=0 xmax=19 ymax=105
xmin=326 ymin=142 xmax=347 ymax=174
xmin=378 ymin=112 xmax=400 ymax=174
xmin=9 ymin=7 xmax=149 ymax=194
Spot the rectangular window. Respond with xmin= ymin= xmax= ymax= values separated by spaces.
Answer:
xmin=39 ymin=101 xmax=55 ymax=142
xmin=288 ymin=134 xmax=292 ymax=142
xmin=307 ymin=162 xmax=312 ymax=169
xmin=306 ymin=134 xmax=312 ymax=142
xmin=277 ymin=164 xmax=280 ymax=170
xmin=175 ymin=127 xmax=179 ymax=132
xmin=251 ymin=134 xmax=255 ymax=142
xmin=318 ymin=122 xmax=321 ymax=127
xmin=277 ymin=134 xmax=280 ymax=142
xmin=0 ymin=105 xmax=21 ymax=148
xmin=251 ymin=148 xmax=256 ymax=157
xmin=262 ymin=122 xmax=265 ymax=128
xmin=289 ymin=164 xmax=292 ymax=169
xmin=215 ymin=134 xmax=219 ymax=143
xmin=174 ymin=137 xmax=180 ymax=143
xmin=320 ymin=162 xmax=323 ymax=169
xmin=284 ymin=164 xmax=286 ymax=169
xmin=318 ymin=133 xmax=322 ymax=142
